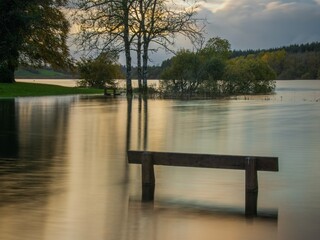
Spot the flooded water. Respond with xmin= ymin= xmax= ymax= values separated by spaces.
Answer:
xmin=1 ymin=80 xmax=320 ymax=240
xmin=16 ymin=78 xmax=160 ymax=88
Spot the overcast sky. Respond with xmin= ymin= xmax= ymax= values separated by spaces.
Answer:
xmin=139 ymin=0 xmax=320 ymax=65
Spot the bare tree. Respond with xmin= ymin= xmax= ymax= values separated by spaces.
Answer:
xmin=72 ymin=0 xmax=135 ymax=95
xmin=73 ymin=0 xmax=204 ymax=95
xmin=132 ymin=0 xmax=204 ymax=94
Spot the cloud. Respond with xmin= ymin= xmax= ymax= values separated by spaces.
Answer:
xmin=265 ymin=1 xmax=296 ymax=11
xmin=199 ymin=0 xmax=320 ymax=50
xmin=198 ymin=0 xmax=227 ymax=13
xmin=69 ymin=0 xmax=320 ymax=65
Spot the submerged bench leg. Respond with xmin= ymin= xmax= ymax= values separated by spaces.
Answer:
xmin=141 ymin=153 xmax=155 ymax=201
xmin=245 ymin=157 xmax=258 ymax=216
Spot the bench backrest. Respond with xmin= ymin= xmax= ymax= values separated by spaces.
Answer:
xmin=128 ymin=150 xmax=278 ymax=172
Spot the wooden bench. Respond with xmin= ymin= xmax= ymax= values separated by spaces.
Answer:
xmin=104 ymin=87 xmax=121 ymax=96
xmin=127 ymin=150 xmax=279 ymax=216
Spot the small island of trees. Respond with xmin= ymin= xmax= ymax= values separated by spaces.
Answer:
xmin=158 ymin=37 xmax=276 ymax=98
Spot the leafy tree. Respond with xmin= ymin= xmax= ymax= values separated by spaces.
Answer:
xmin=199 ymin=57 xmax=225 ymax=96
xmin=77 ymin=51 xmax=123 ymax=88
xmin=160 ymin=37 xmax=275 ymax=97
xmin=198 ymin=37 xmax=230 ymax=95
xmin=160 ymin=49 xmax=206 ymax=96
xmin=278 ymin=52 xmax=320 ymax=79
xmin=260 ymin=50 xmax=286 ymax=75
xmin=223 ymin=57 xmax=276 ymax=94
xmin=222 ymin=58 xmax=254 ymax=94
xmin=200 ymin=36 xmax=231 ymax=60
xmin=0 ymin=0 xmax=72 ymax=83
xmin=160 ymin=37 xmax=229 ymax=96
xmin=231 ymin=42 xmax=320 ymax=80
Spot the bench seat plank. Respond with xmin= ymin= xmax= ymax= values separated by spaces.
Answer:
xmin=128 ymin=150 xmax=278 ymax=172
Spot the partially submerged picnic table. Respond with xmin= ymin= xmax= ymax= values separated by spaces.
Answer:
xmin=127 ymin=150 xmax=279 ymax=217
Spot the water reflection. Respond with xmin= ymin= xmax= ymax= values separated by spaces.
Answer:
xmin=125 ymin=201 xmax=277 ymax=240
xmin=0 ymin=81 xmax=320 ymax=240
xmin=0 ymin=99 xmax=18 ymax=158
xmin=0 ymin=97 xmax=73 ymax=207
xmin=131 ymin=96 xmax=148 ymax=151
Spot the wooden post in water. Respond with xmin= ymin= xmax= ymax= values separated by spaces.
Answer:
xmin=245 ymin=157 xmax=258 ymax=216
xmin=141 ymin=152 xmax=155 ymax=201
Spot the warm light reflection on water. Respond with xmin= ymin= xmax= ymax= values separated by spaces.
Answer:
xmin=0 ymin=80 xmax=320 ymax=240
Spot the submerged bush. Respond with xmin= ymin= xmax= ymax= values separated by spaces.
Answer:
xmin=159 ymin=39 xmax=276 ymax=98
xmin=223 ymin=57 xmax=276 ymax=94
xmin=77 ymin=51 xmax=122 ymax=88
xmin=160 ymin=59 xmax=276 ymax=97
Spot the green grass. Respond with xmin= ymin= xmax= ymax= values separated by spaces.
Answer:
xmin=15 ymin=68 xmax=73 ymax=79
xmin=0 ymin=82 xmax=104 ymax=98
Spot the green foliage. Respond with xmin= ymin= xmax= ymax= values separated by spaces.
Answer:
xmin=278 ymin=52 xmax=320 ymax=80
xmin=161 ymin=37 xmax=230 ymax=81
xmin=131 ymin=41 xmax=320 ymax=81
xmin=200 ymin=37 xmax=231 ymax=60
xmin=260 ymin=50 xmax=286 ymax=75
xmin=160 ymin=37 xmax=229 ymax=97
xmin=231 ymin=41 xmax=320 ymax=58
xmin=0 ymin=0 xmax=72 ymax=83
xmin=232 ymin=43 xmax=320 ymax=80
xmin=0 ymin=82 xmax=103 ymax=98
xmin=160 ymin=49 xmax=207 ymax=95
xmin=159 ymin=37 xmax=276 ymax=97
xmin=223 ymin=57 xmax=276 ymax=94
xmin=77 ymin=52 xmax=123 ymax=88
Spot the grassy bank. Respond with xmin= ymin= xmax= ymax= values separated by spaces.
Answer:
xmin=0 ymin=82 xmax=103 ymax=98
xmin=15 ymin=68 xmax=74 ymax=79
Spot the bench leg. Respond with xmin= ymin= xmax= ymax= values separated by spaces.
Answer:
xmin=141 ymin=153 xmax=155 ymax=201
xmin=245 ymin=191 xmax=258 ymax=217
xmin=245 ymin=157 xmax=258 ymax=216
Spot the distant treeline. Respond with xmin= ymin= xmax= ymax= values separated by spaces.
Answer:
xmin=231 ymin=41 xmax=320 ymax=57
xmin=16 ymin=42 xmax=320 ymax=81
xmin=127 ymin=41 xmax=320 ymax=80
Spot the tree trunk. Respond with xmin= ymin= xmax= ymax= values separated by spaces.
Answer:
xmin=123 ymin=0 xmax=132 ymax=96
xmin=142 ymin=13 xmax=149 ymax=96
xmin=137 ymin=34 xmax=143 ymax=93
xmin=142 ymin=42 xmax=148 ymax=95
xmin=0 ymin=60 xmax=16 ymax=83
xmin=124 ymin=42 xmax=132 ymax=96
xmin=141 ymin=0 xmax=157 ymax=95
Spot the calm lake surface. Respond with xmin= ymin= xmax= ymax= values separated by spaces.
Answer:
xmin=1 ymin=80 xmax=320 ymax=240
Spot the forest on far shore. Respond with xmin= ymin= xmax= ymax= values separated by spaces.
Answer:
xmin=131 ymin=41 xmax=320 ymax=80
xmin=16 ymin=41 xmax=320 ymax=81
